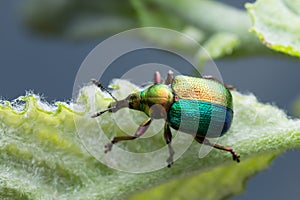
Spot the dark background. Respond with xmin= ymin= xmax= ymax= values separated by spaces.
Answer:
xmin=1 ymin=1 xmax=300 ymax=199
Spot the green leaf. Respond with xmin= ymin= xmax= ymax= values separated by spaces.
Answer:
xmin=197 ymin=32 xmax=240 ymax=66
xmin=246 ymin=0 xmax=300 ymax=57
xmin=0 ymin=80 xmax=300 ymax=199
xmin=21 ymin=0 xmax=271 ymax=57
xmin=64 ymin=15 xmax=137 ymax=39
xmin=130 ymin=0 xmax=242 ymax=65
xmin=22 ymin=0 xmax=138 ymax=38
xmin=130 ymin=0 xmax=183 ymax=29
xmin=203 ymin=33 xmax=240 ymax=59
xmin=130 ymin=0 xmax=205 ymax=54
xmin=148 ymin=0 xmax=267 ymax=56
xmin=127 ymin=152 xmax=278 ymax=200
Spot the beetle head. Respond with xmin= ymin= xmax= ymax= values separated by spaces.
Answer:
xmin=105 ymin=92 xmax=141 ymax=112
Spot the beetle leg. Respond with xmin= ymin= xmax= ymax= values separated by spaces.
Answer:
xmin=194 ymin=136 xmax=240 ymax=162
xmin=164 ymin=70 xmax=174 ymax=85
xmin=104 ymin=118 xmax=152 ymax=153
xmin=154 ymin=71 xmax=162 ymax=84
xmin=164 ymin=122 xmax=175 ymax=168
xmin=202 ymin=75 xmax=235 ymax=90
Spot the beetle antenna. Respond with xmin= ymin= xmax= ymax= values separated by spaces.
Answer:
xmin=91 ymin=107 xmax=116 ymax=118
xmin=91 ymin=79 xmax=118 ymax=102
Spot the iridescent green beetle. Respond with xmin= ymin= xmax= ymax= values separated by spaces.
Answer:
xmin=92 ymin=71 xmax=240 ymax=167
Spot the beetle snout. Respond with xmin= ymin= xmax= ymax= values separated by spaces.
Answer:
xmin=108 ymin=99 xmax=129 ymax=113
xmin=107 ymin=102 xmax=116 ymax=112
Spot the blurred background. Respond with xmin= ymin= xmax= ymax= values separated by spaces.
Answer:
xmin=1 ymin=0 xmax=299 ymax=199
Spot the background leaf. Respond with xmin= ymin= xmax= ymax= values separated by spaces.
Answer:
xmin=23 ymin=0 xmax=138 ymax=38
xmin=246 ymin=0 xmax=300 ymax=57
xmin=197 ymin=32 xmax=240 ymax=65
xmin=22 ymin=0 xmax=270 ymax=57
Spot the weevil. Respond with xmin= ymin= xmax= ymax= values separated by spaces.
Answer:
xmin=91 ymin=71 xmax=240 ymax=167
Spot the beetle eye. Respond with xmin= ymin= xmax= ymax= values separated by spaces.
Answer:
xmin=128 ymin=94 xmax=141 ymax=109
xmin=129 ymin=94 xmax=135 ymax=102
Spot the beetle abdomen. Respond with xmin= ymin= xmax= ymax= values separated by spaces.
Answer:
xmin=168 ymin=99 xmax=233 ymax=138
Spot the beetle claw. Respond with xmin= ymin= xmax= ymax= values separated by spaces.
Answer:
xmin=231 ymin=150 xmax=240 ymax=163
xmin=167 ymin=162 xmax=173 ymax=168
xmin=104 ymin=143 xmax=113 ymax=153
xmin=166 ymin=156 xmax=174 ymax=168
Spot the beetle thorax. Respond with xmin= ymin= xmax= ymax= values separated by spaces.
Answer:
xmin=130 ymin=84 xmax=174 ymax=119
